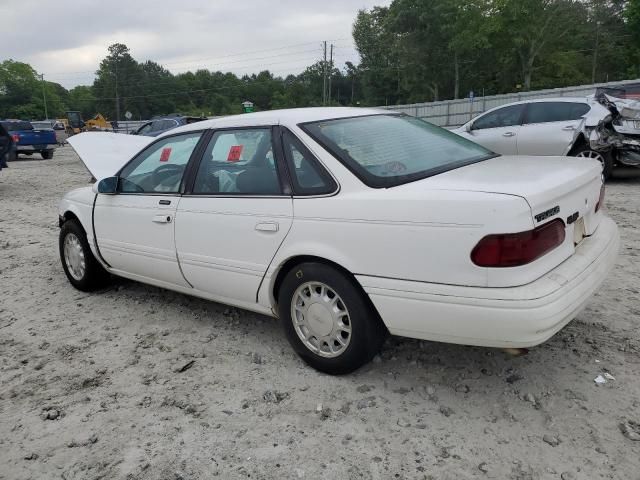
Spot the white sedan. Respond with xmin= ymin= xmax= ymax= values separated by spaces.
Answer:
xmin=59 ymin=108 xmax=619 ymax=374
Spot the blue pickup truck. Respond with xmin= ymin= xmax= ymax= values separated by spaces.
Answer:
xmin=1 ymin=120 xmax=57 ymax=159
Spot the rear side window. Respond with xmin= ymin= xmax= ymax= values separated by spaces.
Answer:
xmin=525 ymin=102 xmax=590 ymax=124
xmin=472 ymin=105 xmax=525 ymax=130
xmin=282 ymin=129 xmax=337 ymax=195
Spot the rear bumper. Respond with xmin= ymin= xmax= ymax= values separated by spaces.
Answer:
xmin=16 ymin=144 xmax=56 ymax=152
xmin=357 ymin=215 xmax=620 ymax=348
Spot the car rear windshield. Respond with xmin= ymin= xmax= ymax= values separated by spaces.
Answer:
xmin=300 ymin=114 xmax=495 ymax=188
xmin=1 ymin=121 xmax=34 ymax=132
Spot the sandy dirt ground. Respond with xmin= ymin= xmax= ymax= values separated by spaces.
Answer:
xmin=1 ymin=146 xmax=639 ymax=480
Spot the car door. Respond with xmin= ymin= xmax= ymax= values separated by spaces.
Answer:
xmin=517 ymin=102 xmax=590 ymax=156
xmin=93 ymin=131 xmax=204 ymax=287
xmin=175 ymin=127 xmax=293 ymax=305
xmin=465 ymin=104 xmax=525 ymax=155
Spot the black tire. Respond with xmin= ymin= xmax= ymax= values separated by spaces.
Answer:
xmin=41 ymin=150 xmax=53 ymax=160
xmin=278 ymin=262 xmax=387 ymax=375
xmin=572 ymin=147 xmax=613 ymax=180
xmin=8 ymin=150 xmax=16 ymax=162
xmin=59 ymin=219 xmax=110 ymax=291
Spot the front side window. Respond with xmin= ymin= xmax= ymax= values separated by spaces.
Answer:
xmin=137 ymin=123 xmax=153 ymax=135
xmin=525 ymin=102 xmax=591 ymax=124
xmin=119 ymin=132 xmax=202 ymax=193
xmin=301 ymin=114 xmax=494 ymax=188
xmin=472 ymin=105 xmax=525 ymax=130
xmin=192 ymin=128 xmax=282 ymax=195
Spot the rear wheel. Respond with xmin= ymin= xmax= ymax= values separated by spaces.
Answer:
xmin=41 ymin=150 xmax=53 ymax=159
xmin=59 ymin=219 xmax=110 ymax=291
xmin=573 ymin=148 xmax=613 ymax=180
xmin=278 ymin=262 xmax=387 ymax=374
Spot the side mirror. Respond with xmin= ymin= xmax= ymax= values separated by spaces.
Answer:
xmin=465 ymin=123 xmax=473 ymax=133
xmin=92 ymin=176 xmax=118 ymax=194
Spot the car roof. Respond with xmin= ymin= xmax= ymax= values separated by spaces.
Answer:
xmin=162 ymin=107 xmax=390 ymax=137
xmin=495 ymin=97 xmax=591 ymax=108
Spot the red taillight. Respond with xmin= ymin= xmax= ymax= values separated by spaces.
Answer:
xmin=595 ymin=184 xmax=605 ymax=212
xmin=471 ymin=219 xmax=566 ymax=267
xmin=11 ymin=134 xmax=19 ymax=143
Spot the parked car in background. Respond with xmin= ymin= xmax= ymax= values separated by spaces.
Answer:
xmin=0 ymin=122 xmax=15 ymax=170
xmin=59 ymin=108 xmax=618 ymax=374
xmin=32 ymin=120 xmax=68 ymax=145
xmin=130 ymin=114 xmax=205 ymax=137
xmin=453 ymin=96 xmax=640 ymax=179
xmin=1 ymin=120 xmax=57 ymax=159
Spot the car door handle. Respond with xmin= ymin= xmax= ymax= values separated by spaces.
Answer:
xmin=255 ymin=222 xmax=279 ymax=232
xmin=158 ymin=199 xmax=171 ymax=205
xmin=152 ymin=214 xmax=172 ymax=224
xmin=502 ymin=132 xmax=516 ymax=137
xmin=562 ymin=125 xmax=576 ymax=131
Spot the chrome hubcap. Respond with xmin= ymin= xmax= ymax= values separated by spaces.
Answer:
xmin=291 ymin=281 xmax=351 ymax=358
xmin=576 ymin=150 xmax=605 ymax=168
xmin=63 ymin=233 xmax=86 ymax=281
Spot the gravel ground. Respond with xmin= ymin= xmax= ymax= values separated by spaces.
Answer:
xmin=1 ymin=146 xmax=639 ymax=480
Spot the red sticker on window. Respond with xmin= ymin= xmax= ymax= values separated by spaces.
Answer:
xmin=227 ymin=145 xmax=243 ymax=162
xmin=160 ymin=148 xmax=172 ymax=162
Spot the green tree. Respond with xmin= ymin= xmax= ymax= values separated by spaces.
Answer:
xmin=0 ymin=60 xmax=43 ymax=118
xmin=93 ymin=43 xmax=143 ymax=120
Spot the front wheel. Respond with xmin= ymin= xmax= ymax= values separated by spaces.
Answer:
xmin=59 ymin=219 xmax=110 ymax=291
xmin=278 ymin=262 xmax=387 ymax=375
xmin=41 ymin=150 xmax=53 ymax=159
xmin=573 ymin=148 xmax=613 ymax=180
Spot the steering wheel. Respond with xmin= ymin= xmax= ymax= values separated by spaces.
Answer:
xmin=383 ymin=161 xmax=408 ymax=174
xmin=152 ymin=163 xmax=185 ymax=187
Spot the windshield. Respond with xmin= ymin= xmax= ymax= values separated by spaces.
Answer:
xmin=301 ymin=114 xmax=495 ymax=188
xmin=31 ymin=122 xmax=53 ymax=130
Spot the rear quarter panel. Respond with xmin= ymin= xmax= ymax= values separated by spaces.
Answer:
xmin=267 ymin=188 xmax=534 ymax=296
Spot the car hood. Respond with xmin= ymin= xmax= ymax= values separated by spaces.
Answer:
xmin=67 ymin=132 xmax=153 ymax=180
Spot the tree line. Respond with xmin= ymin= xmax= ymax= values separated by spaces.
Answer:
xmin=1 ymin=0 xmax=638 ymax=121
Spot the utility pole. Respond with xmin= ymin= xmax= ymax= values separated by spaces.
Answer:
xmin=322 ymin=41 xmax=327 ymax=106
xmin=328 ymin=43 xmax=333 ymax=104
xmin=40 ymin=74 xmax=48 ymax=120
xmin=592 ymin=21 xmax=602 ymax=84
xmin=115 ymin=56 xmax=121 ymax=122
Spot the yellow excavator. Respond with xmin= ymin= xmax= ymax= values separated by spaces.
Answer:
xmin=64 ymin=111 xmax=113 ymax=135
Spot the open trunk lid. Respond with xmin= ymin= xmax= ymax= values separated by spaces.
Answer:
xmin=67 ymin=132 xmax=153 ymax=180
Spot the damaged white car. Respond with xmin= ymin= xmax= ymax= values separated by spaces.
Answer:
xmin=454 ymin=95 xmax=640 ymax=179
xmin=59 ymin=108 xmax=619 ymax=374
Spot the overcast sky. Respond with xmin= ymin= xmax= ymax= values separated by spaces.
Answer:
xmin=0 ymin=0 xmax=389 ymax=89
